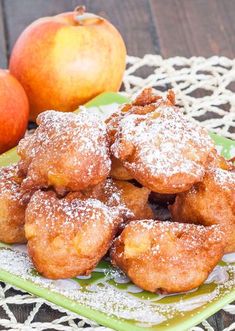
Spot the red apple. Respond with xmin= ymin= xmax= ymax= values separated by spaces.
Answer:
xmin=9 ymin=6 xmax=126 ymax=121
xmin=0 ymin=69 xmax=29 ymax=154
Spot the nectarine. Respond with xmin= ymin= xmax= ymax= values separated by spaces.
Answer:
xmin=0 ymin=70 xmax=29 ymax=154
xmin=9 ymin=6 xmax=126 ymax=121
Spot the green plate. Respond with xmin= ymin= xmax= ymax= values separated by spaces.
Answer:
xmin=0 ymin=92 xmax=234 ymax=331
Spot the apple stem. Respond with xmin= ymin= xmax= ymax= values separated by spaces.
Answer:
xmin=74 ymin=6 xmax=103 ymax=25
xmin=74 ymin=5 xmax=86 ymax=16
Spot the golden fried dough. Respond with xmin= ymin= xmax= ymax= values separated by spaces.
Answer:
xmin=18 ymin=111 xmax=111 ymax=195
xmin=111 ymin=89 xmax=214 ymax=194
xmin=113 ymin=180 xmax=154 ymax=221
xmin=207 ymin=149 xmax=234 ymax=170
xmin=70 ymin=178 xmax=153 ymax=223
xmin=0 ymin=165 xmax=26 ymax=244
xmin=170 ymin=166 xmax=235 ymax=253
xmin=106 ymin=88 xmax=174 ymax=145
xmin=132 ymin=87 xmax=163 ymax=106
xmin=110 ymin=156 xmax=133 ymax=180
xmin=25 ymin=190 xmax=120 ymax=279
xmin=111 ymin=220 xmax=225 ymax=293
xmin=66 ymin=178 xmax=127 ymax=225
xmin=132 ymin=88 xmax=175 ymax=107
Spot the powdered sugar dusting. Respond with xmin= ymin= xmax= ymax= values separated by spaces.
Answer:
xmin=0 ymin=164 xmax=21 ymax=201
xmin=112 ymin=104 xmax=214 ymax=179
xmin=18 ymin=110 xmax=111 ymax=191
xmin=128 ymin=220 xmax=225 ymax=256
xmin=79 ymin=178 xmax=134 ymax=223
xmin=98 ymin=178 xmax=134 ymax=222
xmin=20 ymin=111 xmax=108 ymax=158
xmin=0 ymin=246 xmax=234 ymax=327
xmin=28 ymin=190 xmax=115 ymax=231
xmin=211 ymin=167 xmax=235 ymax=189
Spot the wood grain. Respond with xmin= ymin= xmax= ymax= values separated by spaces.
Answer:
xmin=3 ymin=0 xmax=160 ymax=57
xmin=85 ymin=0 xmax=160 ymax=56
xmin=0 ymin=0 xmax=7 ymax=68
xmin=2 ymin=0 xmax=73 ymax=54
xmin=150 ymin=0 xmax=235 ymax=58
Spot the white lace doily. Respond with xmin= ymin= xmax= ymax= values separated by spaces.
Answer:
xmin=123 ymin=55 xmax=235 ymax=139
xmin=0 ymin=55 xmax=234 ymax=331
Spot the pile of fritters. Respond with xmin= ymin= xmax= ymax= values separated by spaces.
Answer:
xmin=0 ymin=88 xmax=234 ymax=294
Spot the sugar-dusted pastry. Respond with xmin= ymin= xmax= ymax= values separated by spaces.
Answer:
xmin=111 ymin=88 xmax=214 ymax=194
xmin=25 ymin=190 xmax=120 ymax=279
xmin=170 ymin=165 xmax=235 ymax=253
xmin=76 ymin=178 xmax=153 ymax=223
xmin=113 ymin=180 xmax=154 ymax=221
xmin=18 ymin=110 xmax=111 ymax=195
xmin=111 ymin=220 xmax=225 ymax=293
xmin=110 ymin=156 xmax=133 ymax=181
xmin=0 ymin=164 xmax=26 ymax=244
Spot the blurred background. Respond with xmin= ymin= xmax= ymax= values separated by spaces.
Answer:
xmin=1 ymin=0 xmax=235 ymax=69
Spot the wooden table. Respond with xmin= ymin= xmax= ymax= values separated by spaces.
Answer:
xmin=0 ymin=0 xmax=234 ymax=330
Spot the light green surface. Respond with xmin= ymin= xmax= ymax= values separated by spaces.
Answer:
xmin=0 ymin=92 xmax=234 ymax=331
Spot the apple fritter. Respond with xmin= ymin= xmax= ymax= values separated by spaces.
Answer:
xmin=66 ymin=178 xmax=128 ymax=225
xmin=25 ymin=190 xmax=120 ymax=279
xmin=110 ymin=156 xmax=133 ymax=180
xmin=111 ymin=89 xmax=214 ymax=194
xmin=111 ymin=220 xmax=225 ymax=293
xmin=18 ymin=110 xmax=111 ymax=195
xmin=106 ymin=88 xmax=174 ymax=145
xmin=70 ymin=178 xmax=153 ymax=223
xmin=0 ymin=164 xmax=26 ymax=244
xmin=170 ymin=165 xmax=235 ymax=253
xmin=113 ymin=180 xmax=154 ymax=221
